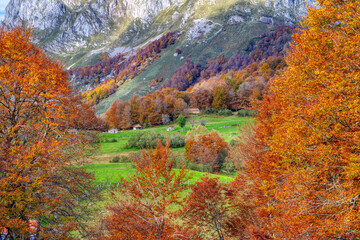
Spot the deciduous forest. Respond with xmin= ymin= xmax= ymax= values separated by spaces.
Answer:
xmin=0 ymin=0 xmax=359 ymax=239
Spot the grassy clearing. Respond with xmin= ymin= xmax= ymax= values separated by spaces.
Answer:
xmin=83 ymin=114 xmax=250 ymax=187
xmin=97 ymin=115 xmax=253 ymax=155
xmin=83 ymin=162 xmax=234 ymax=185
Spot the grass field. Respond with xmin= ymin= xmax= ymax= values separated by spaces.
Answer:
xmin=97 ymin=114 xmax=253 ymax=155
xmin=83 ymin=114 xmax=251 ymax=185
xmin=83 ymin=162 xmax=234 ymax=184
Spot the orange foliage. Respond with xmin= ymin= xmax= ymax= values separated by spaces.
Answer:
xmin=0 ymin=27 xmax=98 ymax=239
xmin=185 ymin=131 xmax=229 ymax=172
xmin=104 ymin=143 xmax=192 ymax=239
xmin=212 ymin=85 xmax=228 ymax=110
xmin=182 ymin=176 xmax=253 ymax=239
xmin=237 ymin=0 xmax=360 ymax=238
xmin=105 ymin=89 xmax=188 ymax=129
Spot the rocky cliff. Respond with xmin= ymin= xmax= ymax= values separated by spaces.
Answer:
xmin=4 ymin=0 xmax=316 ymax=67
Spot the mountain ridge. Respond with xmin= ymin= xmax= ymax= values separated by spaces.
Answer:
xmin=4 ymin=0 xmax=315 ymax=68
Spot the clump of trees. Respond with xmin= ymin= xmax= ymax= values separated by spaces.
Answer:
xmin=125 ymin=132 xmax=185 ymax=149
xmin=160 ymin=60 xmax=202 ymax=91
xmin=188 ymin=56 xmax=286 ymax=111
xmin=185 ymin=131 xmax=229 ymax=172
xmin=105 ymin=89 xmax=188 ymax=129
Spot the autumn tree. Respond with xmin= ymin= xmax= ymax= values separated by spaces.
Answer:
xmin=182 ymin=176 xmax=252 ymax=240
xmin=0 ymin=27 xmax=99 ymax=239
xmin=105 ymin=99 xmax=123 ymax=129
xmin=129 ymin=95 xmax=141 ymax=123
xmin=104 ymin=143 xmax=192 ymax=239
xmin=185 ymin=131 xmax=229 ymax=172
xmin=237 ymin=0 xmax=360 ymax=238
xmin=212 ymin=85 xmax=228 ymax=110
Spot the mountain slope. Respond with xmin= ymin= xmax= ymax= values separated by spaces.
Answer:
xmin=5 ymin=0 xmax=315 ymax=68
xmin=95 ymin=21 xmax=274 ymax=114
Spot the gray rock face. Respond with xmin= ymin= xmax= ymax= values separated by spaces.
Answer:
xmin=4 ymin=0 xmax=316 ymax=67
xmin=5 ymin=0 xmax=66 ymax=30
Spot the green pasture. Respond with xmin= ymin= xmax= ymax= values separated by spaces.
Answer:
xmin=83 ymin=162 xmax=234 ymax=185
xmin=98 ymin=115 xmax=253 ymax=155
xmin=83 ymin=114 xmax=251 ymax=187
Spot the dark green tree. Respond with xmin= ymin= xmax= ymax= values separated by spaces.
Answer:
xmin=177 ymin=114 xmax=186 ymax=131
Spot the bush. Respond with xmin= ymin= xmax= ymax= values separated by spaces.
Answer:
xmin=173 ymin=156 xmax=212 ymax=173
xmin=229 ymin=139 xmax=238 ymax=147
xmin=202 ymin=107 xmax=219 ymax=115
xmin=237 ymin=109 xmax=257 ymax=117
xmin=125 ymin=132 xmax=185 ymax=149
xmin=199 ymin=119 xmax=206 ymax=126
xmin=110 ymin=155 xmax=130 ymax=163
xmin=217 ymin=109 xmax=233 ymax=116
xmin=222 ymin=161 xmax=237 ymax=174
xmin=105 ymin=138 xmax=118 ymax=143
xmin=202 ymin=108 xmax=232 ymax=116
xmin=110 ymin=156 xmax=120 ymax=163
xmin=168 ymin=134 xmax=186 ymax=148
xmin=125 ymin=132 xmax=165 ymax=149
xmin=177 ymin=114 xmax=186 ymax=130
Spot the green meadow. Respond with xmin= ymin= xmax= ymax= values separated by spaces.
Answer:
xmin=84 ymin=114 xmax=253 ymax=185
xmin=98 ymin=115 xmax=253 ymax=155
xmin=83 ymin=162 xmax=234 ymax=185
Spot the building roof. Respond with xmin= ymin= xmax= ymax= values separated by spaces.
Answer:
xmin=133 ymin=124 xmax=142 ymax=128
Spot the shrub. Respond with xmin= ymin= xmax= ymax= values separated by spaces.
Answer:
xmin=110 ymin=156 xmax=121 ymax=163
xmin=110 ymin=155 xmax=130 ymax=163
xmin=237 ymin=109 xmax=257 ymax=117
xmin=168 ymin=134 xmax=186 ymax=148
xmin=229 ymin=139 xmax=238 ymax=147
xmin=105 ymin=138 xmax=118 ymax=143
xmin=173 ymin=156 xmax=212 ymax=173
xmin=125 ymin=132 xmax=165 ymax=149
xmin=217 ymin=109 xmax=233 ymax=116
xmin=125 ymin=132 xmax=185 ymax=149
xmin=177 ymin=114 xmax=186 ymax=130
xmin=202 ymin=107 xmax=218 ymax=115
